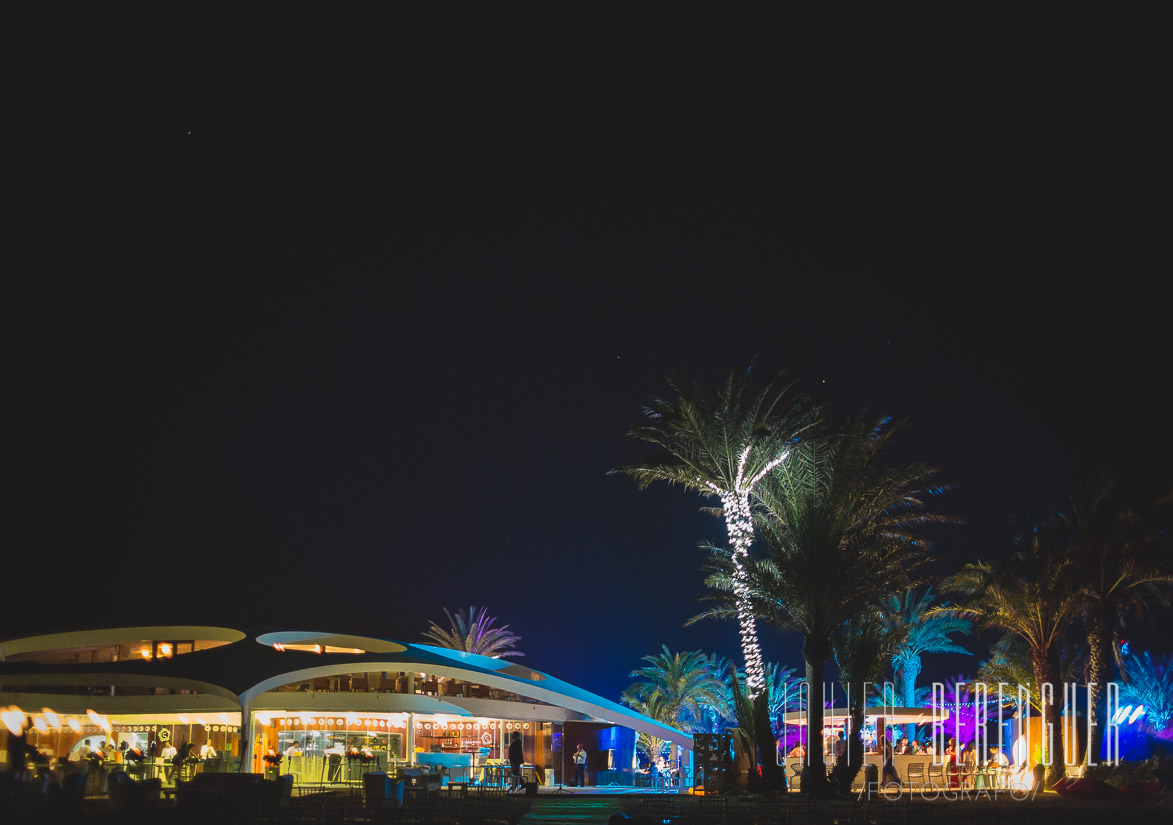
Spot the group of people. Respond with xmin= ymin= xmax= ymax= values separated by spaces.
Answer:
xmin=782 ymin=733 xmax=1014 ymax=790
xmin=893 ymin=737 xmax=936 ymax=755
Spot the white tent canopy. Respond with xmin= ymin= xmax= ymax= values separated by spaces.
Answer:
xmin=781 ymin=707 xmax=947 ymax=727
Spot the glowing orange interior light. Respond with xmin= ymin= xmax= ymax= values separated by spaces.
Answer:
xmin=2 ymin=708 xmax=26 ymax=736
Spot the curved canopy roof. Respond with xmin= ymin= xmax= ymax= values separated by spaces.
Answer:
xmin=0 ymin=627 xmax=691 ymax=749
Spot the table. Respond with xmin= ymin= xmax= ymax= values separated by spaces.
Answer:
xmin=480 ymin=764 xmax=538 ymax=787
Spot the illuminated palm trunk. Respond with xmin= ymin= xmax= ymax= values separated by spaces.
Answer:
xmin=721 ymin=491 xmax=767 ymax=699
xmin=902 ymin=664 xmax=921 ymax=744
xmin=1032 ymin=648 xmax=1065 ymax=787
xmin=1083 ymin=613 xmax=1111 ymax=766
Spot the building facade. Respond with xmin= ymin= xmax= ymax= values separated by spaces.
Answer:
xmin=1 ymin=626 xmax=690 ymax=785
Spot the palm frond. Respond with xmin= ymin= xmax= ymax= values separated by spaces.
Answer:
xmin=421 ymin=606 xmax=523 ymax=658
xmin=1121 ymin=651 xmax=1173 ymax=733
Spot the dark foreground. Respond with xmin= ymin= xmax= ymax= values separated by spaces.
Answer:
xmin=3 ymin=788 xmax=1171 ymax=824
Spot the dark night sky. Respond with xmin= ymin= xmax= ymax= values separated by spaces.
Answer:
xmin=10 ymin=14 xmax=1171 ymax=702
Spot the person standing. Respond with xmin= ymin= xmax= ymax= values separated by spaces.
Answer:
xmin=573 ymin=743 xmax=588 ymax=787
xmin=508 ymin=731 xmax=524 ymax=791
xmin=881 ymin=736 xmax=901 ymax=787
xmin=944 ymin=737 xmax=959 ymax=788
xmin=833 ymin=731 xmax=847 ymax=765
xmin=160 ymin=741 xmax=177 ymax=783
xmin=6 ymin=718 xmax=29 ymax=778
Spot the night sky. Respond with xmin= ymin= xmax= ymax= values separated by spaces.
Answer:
xmin=11 ymin=15 xmax=1171 ymax=703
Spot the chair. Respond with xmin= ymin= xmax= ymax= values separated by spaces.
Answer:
xmin=907 ymin=761 xmax=925 ymax=788
xmin=926 ymin=762 xmax=944 ymax=787
xmin=788 ymin=762 xmax=804 ymax=791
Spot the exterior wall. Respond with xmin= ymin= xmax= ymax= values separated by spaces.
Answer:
xmin=1 ymin=627 xmax=690 ymax=780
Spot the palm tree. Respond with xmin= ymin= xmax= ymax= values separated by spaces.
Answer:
xmin=879 ymin=588 xmax=972 ymax=743
xmin=868 ymin=682 xmax=929 ymax=710
xmin=694 ymin=417 xmax=955 ymax=795
xmin=697 ymin=653 xmax=739 ymax=733
xmin=613 ymin=367 xmax=813 ymax=697
xmin=867 ymin=682 xmax=930 ymax=745
xmin=621 ymin=693 xmax=671 ymax=766
xmin=975 ymin=635 xmax=1041 ymax=711
xmin=830 ymin=612 xmax=906 ymax=791
xmin=621 ymin=646 xmax=730 ymax=733
xmin=421 ymin=606 xmax=523 ymax=658
xmin=764 ymin=662 xmax=806 ymax=740
xmin=942 ymin=513 xmax=1083 ymax=787
xmin=1121 ymin=651 xmax=1173 ymax=735
xmin=694 ymin=657 xmax=802 ymax=739
xmin=975 ymin=633 xmax=1085 ymax=714
xmin=1065 ymin=477 xmax=1173 ymax=764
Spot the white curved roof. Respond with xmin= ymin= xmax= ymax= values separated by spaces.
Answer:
xmin=0 ymin=627 xmax=692 ymax=750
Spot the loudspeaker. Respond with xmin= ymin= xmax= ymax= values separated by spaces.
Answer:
xmin=693 ymin=733 xmax=732 ymax=793
xmin=524 ymin=781 xmax=538 ymax=796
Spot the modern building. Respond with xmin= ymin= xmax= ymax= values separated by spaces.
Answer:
xmin=0 ymin=626 xmax=690 ymax=785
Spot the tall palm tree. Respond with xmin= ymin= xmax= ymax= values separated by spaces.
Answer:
xmin=879 ymin=588 xmax=972 ymax=743
xmin=421 ymin=606 xmax=523 ymax=658
xmin=694 ymin=417 xmax=955 ymax=795
xmin=621 ymin=646 xmax=729 ymax=733
xmin=1065 ymin=477 xmax=1173 ymax=764
xmin=1121 ymin=651 xmax=1173 ymax=735
xmin=613 ymin=367 xmax=813 ymax=697
xmin=830 ymin=612 xmax=906 ymax=791
xmin=942 ymin=513 xmax=1083 ymax=787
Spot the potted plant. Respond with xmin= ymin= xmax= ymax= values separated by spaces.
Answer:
xmin=262 ymin=750 xmax=282 ymax=779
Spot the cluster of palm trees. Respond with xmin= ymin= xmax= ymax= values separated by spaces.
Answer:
xmin=619 ymin=647 xmax=803 ymax=769
xmin=943 ymin=476 xmax=1173 ymax=784
xmin=616 ymin=367 xmax=1172 ymax=794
